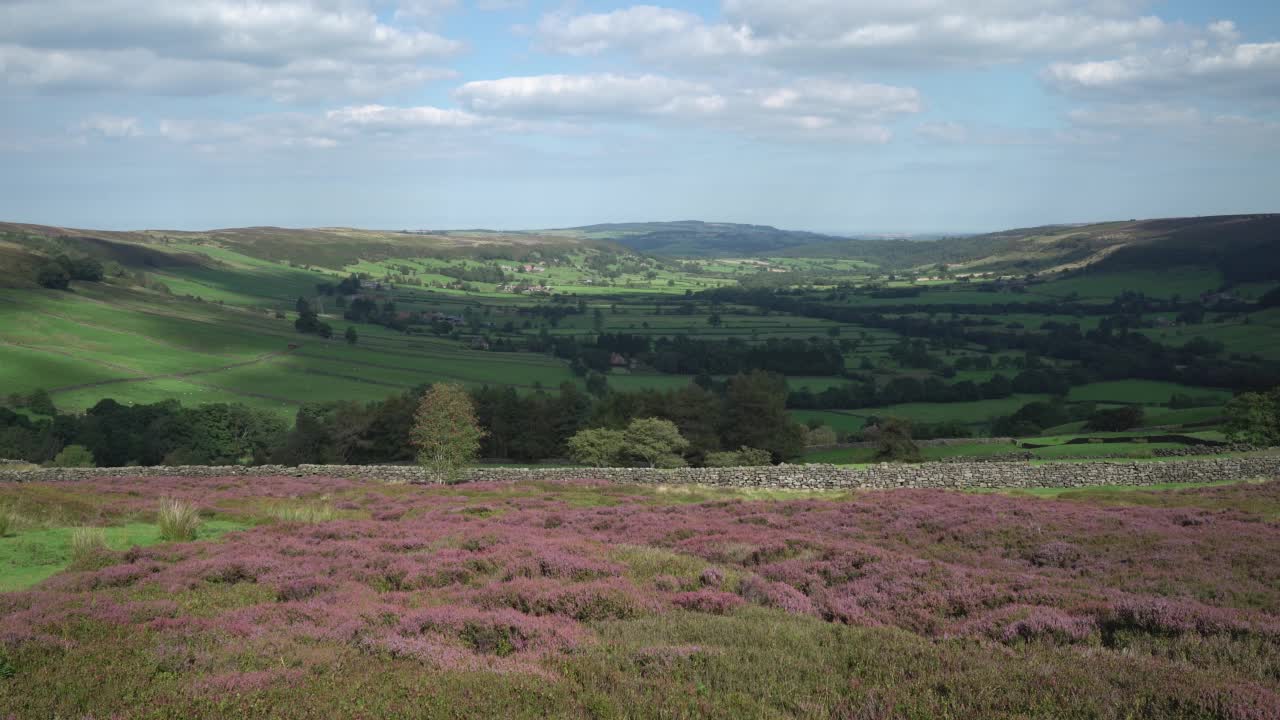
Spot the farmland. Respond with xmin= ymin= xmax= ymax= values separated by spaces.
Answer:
xmin=1 ymin=217 xmax=1279 ymax=467
xmin=1 ymin=474 xmax=1278 ymax=718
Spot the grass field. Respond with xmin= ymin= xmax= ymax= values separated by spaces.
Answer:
xmin=1066 ymin=380 xmax=1234 ymax=405
xmin=1 ymin=474 xmax=1277 ymax=718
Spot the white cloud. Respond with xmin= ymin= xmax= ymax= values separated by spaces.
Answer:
xmin=1044 ymin=35 xmax=1280 ymax=98
xmin=325 ymin=103 xmax=487 ymax=129
xmin=455 ymin=73 xmax=725 ymax=117
xmin=0 ymin=0 xmax=461 ymax=99
xmin=78 ymin=114 xmax=144 ymax=137
xmin=533 ymin=1 xmax=1168 ymax=67
xmin=453 ymin=72 xmax=917 ymax=143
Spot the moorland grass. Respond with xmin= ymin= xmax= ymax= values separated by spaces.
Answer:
xmin=1 ymin=475 xmax=1277 ymax=718
xmin=157 ymin=499 xmax=201 ymax=541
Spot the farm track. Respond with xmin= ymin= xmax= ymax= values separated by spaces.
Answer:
xmin=290 ymin=351 xmax=552 ymax=390
xmin=41 ymin=347 xmax=298 ymax=396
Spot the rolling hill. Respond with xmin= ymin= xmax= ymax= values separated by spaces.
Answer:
xmin=778 ymin=214 xmax=1280 ymax=278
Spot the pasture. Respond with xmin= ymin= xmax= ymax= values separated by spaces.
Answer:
xmin=0 ymin=475 xmax=1277 ymax=718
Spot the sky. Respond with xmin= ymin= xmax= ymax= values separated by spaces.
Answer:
xmin=1 ymin=0 xmax=1277 ymax=234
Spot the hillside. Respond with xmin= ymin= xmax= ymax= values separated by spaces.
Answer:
xmin=565 ymin=220 xmax=843 ymax=257
xmin=780 ymin=214 xmax=1280 ymax=277
xmin=2 ymin=214 xmax=1279 ymax=470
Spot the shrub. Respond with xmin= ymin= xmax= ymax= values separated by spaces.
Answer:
xmin=35 ymin=263 xmax=70 ymax=289
xmin=1086 ymin=406 xmax=1144 ymax=432
xmin=566 ymin=428 xmax=626 ymax=467
xmin=704 ymin=446 xmax=773 ymax=467
xmin=157 ymin=499 xmax=201 ymax=542
xmin=867 ymin=418 xmax=922 ymax=463
xmin=671 ymin=590 xmax=745 ymax=615
xmin=69 ymin=527 xmax=109 ymax=567
xmin=623 ymin=418 xmax=689 ymax=468
xmin=48 ymin=444 xmax=95 ymax=468
xmin=804 ymin=425 xmax=838 ymax=447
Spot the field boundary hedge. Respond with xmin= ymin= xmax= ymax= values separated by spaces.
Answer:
xmin=2 ymin=453 xmax=1278 ymax=490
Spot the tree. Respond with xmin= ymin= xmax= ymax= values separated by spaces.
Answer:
xmin=1085 ymin=406 xmax=1144 ymax=432
xmin=722 ymin=371 xmax=805 ymax=461
xmin=566 ymin=428 xmax=626 ymax=467
xmin=585 ymin=371 xmax=609 ymax=398
xmin=411 ymin=384 xmax=486 ymax=481
xmin=25 ymin=389 xmax=56 ymax=417
xmin=1224 ymin=388 xmax=1280 ymax=445
xmin=623 ymin=417 xmax=688 ymax=468
xmin=49 ymin=444 xmax=95 ymax=468
xmin=868 ymin=418 xmax=922 ymax=463
xmin=344 ymin=326 xmax=358 ymax=345
xmin=66 ymin=257 xmax=104 ymax=281
xmin=36 ymin=263 xmax=70 ymax=289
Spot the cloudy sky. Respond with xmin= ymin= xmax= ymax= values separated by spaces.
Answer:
xmin=1 ymin=0 xmax=1277 ymax=233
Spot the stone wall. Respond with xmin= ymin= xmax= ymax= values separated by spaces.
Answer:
xmin=2 ymin=454 xmax=1278 ymax=490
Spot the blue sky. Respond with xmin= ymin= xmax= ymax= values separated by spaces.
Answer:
xmin=1 ymin=0 xmax=1277 ymax=234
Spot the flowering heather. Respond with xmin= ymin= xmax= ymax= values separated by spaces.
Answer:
xmin=1 ymin=475 xmax=1279 ymax=718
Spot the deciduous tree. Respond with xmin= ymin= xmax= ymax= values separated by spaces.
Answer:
xmin=411 ymin=384 xmax=485 ymax=481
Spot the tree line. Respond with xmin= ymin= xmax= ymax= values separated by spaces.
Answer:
xmin=0 ymin=371 xmax=805 ymax=468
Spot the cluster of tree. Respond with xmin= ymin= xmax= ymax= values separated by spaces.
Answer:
xmin=315 ymin=274 xmax=362 ymax=297
xmin=437 ymin=264 xmax=507 ymax=284
xmin=294 ymin=298 xmax=333 ymax=338
xmin=0 ymin=399 xmax=285 ymax=467
xmin=703 ymin=287 xmax=1280 ymax=392
xmin=0 ymin=372 xmax=807 ymax=469
xmin=788 ymin=368 xmax=1074 ymax=411
xmin=546 ymin=333 xmax=845 ymax=377
xmin=35 ymin=254 xmax=105 ymax=289
xmin=989 ymin=399 xmax=1097 ymax=437
xmin=343 ymin=297 xmax=406 ymax=331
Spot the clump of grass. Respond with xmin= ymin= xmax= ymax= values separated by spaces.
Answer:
xmin=0 ymin=508 xmax=18 ymax=537
xmin=268 ymin=503 xmax=335 ymax=524
xmin=157 ymin=499 xmax=201 ymax=541
xmin=69 ymin=527 xmax=109 ymax=567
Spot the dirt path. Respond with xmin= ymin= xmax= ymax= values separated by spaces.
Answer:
xmin=25 ymin=345 xmax=301 ymax=396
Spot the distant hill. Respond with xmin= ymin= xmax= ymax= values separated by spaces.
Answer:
xmin=565 ymin=221 xmax=842 ymax=257
xmin=780 ymin=214 xmax=1280 ymax=279
xmin=4 ymin=214 xmax=1277 ymax=285
xmin=0 ymin=223 xmax=619 ymax=283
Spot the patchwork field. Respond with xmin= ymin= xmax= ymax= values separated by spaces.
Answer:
xmin=1 ymin=475 xmax=1278 ymax=718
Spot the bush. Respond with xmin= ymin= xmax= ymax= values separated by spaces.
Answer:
xmin=623 ymin=418 xmax=689 ymax=468
xmin=704 ymin=447 xmax=773 ymax=468
xmin=49 ymin=444 xmax=95 ymax=468
xmin=1086 ymin=406 xmax=1144 ymax=432
xmin=0 ymin=509 xmax=17 ymax=537
xmin=157 ymin=499 xmax=201 ymax=542
xmin=566 ymin=428 xmax=626 ymax=467
xmin=867 ymin=418 xmax=922 ymax=463
xmin=35 ymin=263 xmax=70 ymax=289
xmin=804 ymin=425 xmax=838 ymax=447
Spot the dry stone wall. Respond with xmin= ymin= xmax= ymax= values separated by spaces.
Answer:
xmin=2 ymin=454 xmax=1279 ymax=490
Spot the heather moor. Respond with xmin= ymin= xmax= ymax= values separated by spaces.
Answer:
xmin=4 ymin=0 xmax=1280 ymax=717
